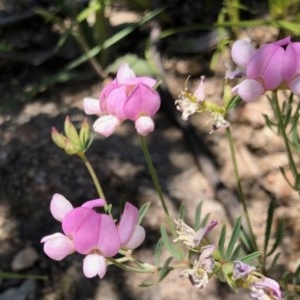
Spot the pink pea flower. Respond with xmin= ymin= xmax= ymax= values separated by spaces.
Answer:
xmin=83 ymin=63 xmax=161 ymax=137
xmin=41 ymin=194 xmax=145 ymax=279
xmin=231 ymin=37 xmax=291 ymax=102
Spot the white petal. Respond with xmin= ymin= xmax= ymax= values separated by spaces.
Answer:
xmin=93 ymin=115 xmax=121 ymax=137
xmin=232 ymin=79 xmax=264 ymax=102
xmin=41 ymin=233 xmax=74 ymax=261
xmin=231 ymin=39 xmax=256 ymax=68
xmin=135 ymin=116 xmax=154 ymax=136
xmin=83 ymin=97 xmax=101 ymax=115
xmin=50 ymin=194 xmax=73 ymax=222
xmin=83 ymin=253 xmax=107 ymax=278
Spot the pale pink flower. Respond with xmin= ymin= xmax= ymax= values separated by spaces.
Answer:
xmin=83 ymin=63 xmax=160 ymax=137
xmin=41 ymin=194 xmax=145 ymax=279
xmin=230 ymin=37 xmax=293 ymax=102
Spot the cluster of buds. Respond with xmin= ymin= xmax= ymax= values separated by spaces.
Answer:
xmin=173 ymin=219 xmax=282 ymax=300
xmin=83 ymin=63 xmax=161 ymax=137
xmin=41 ymin=194 xmax=145 ymax=278
xmin=175 ymin=76 xmax=230 ymax=132
xmin=229 ymin=36 xmax=300 ymax=102
xmin=51 ymin=116 xmax=92 ymax=156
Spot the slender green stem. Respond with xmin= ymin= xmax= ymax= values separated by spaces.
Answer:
xmin=107 ymin=257 xmax=156 ymax=274
xmin=273 ymin=91 xmax=298 ymax=179
xmin=138 ymin=135 xmax=177 ymax=236
xmin=139 ymin=135 xmax=170 ymax=217
xmin=225 ymin=127 xmax=258 ymax=252
xmin=79 ymin=153 xmax=107 ymax=208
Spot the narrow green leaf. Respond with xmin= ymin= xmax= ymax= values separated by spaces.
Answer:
xmin=239 ymin=229 xmax=252 ymax=252
xmin=218 ymin=225 xmax=226 ymax=257
xmin=193 ymin=201 xmax=203 ymax=231
xmin=158 ymin=257 xmax=174 ymax=282
xmin=239 ymin=251 xmax=261 ymax=263
xmin=268 ymin=252 xmax=281 ymax=272
xmin=200 ymin=213 xmax=210 ymax=228
xmin=282 ymin=95 xmax=293 ymax=129
xmin=77 ymin=1 xmax=101 ymax=22
xmin=32 ymin=5 xmax=168 ymax=93
xmin=139 ymin=257 xmax=174 ymax=287
xmin=138 ymin=201 xmax=151 ymax=224
xmin=178 ymin=203 xmax=186 ymax=221
xmin=263 ymin=114 xmax=277 ymax=132
xmin=291 ymin=122 xmax=300 ymax=151
xmin=230 ymin=244 xmax=241 ymax=261
xmin=264 ymin=200 xmax=275 ymax=256
xmin=154 ymin=238 xmax=163 ymax=266
xmin=160 ymin=225 xmax=182 ymax=259
xmin=225 ymin=95 xmax=242 ymax=111
xmin=267 ymin=218 xmax=285 ymax=256
xmin=279 ymin=167 xmax=295 ymax=189
xmin=225 ymin=217 xmax=242 ymax=260
xmin=276 ymin=20 xmax=300 ymax=35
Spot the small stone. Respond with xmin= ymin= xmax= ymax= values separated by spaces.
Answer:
xmin=0 ymin=279 xmax=36 ymax=300
xmin=11 ymin=247 xmax=39 ymax=271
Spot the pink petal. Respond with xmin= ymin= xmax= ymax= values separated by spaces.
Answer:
xmin=81 ymin=199 xmax=106 ymax=209
xmin=122 ymin=225 xmax=145 ymax=249
xmin=232 ymin=79 xmax=264 ymax=102
xmin=247 ymin=44 xmax=284 ymax=89
xmin=282 ymin=43 xmax=297 ymax=81
xmin=193 ymin=76 xmax=205 ymax=102
xmin=41 ymin=233 xmax=74 ymax=261
xmin=82 ymin=97 xmax=102 ymax=115
xmin=123 ymin=76 xmax=157 ymax=88
xmin=118 ymin=202 xmax=139 ymax=246
xmin=50 ymin=194 xmax=73 ymax=222
xmin=274 ymin=36 xmax=291 ymax=46
xmin=74 ymin=214 xmax=120 ymax=256
xmin=124 ymin=84 xmax=161 ymax=120
xmin=283 ymin=42 xmax=300 ymax=81
xmin=116 ymin=63 xmax=136 ymax=83
xmin=83 ymin=253 xmax=107 ymax=278
xmin=231 ymin=39 xmax=256 ymax=68
xmin=93 ymin=115 xmax=121 ymax=137
xmin=135 ymin=116 xmax=155 ymax=136
xmin=62 ymin=207 xmax=95 ymax=236
xmin=102 ymin=86 xmax=127 ymax=119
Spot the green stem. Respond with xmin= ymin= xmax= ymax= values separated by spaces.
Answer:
xmin=273 ymin=91 xmax=298 ymax=179
xmin=138 ymin=135 xmax=175 ymax=235
xmin=107 ymin=257 xmax=155 ymax=274
xmin=225 ymin=127 xmax=258 ymax=252
xmin=79 ymin=153 xmax=107 ymax=208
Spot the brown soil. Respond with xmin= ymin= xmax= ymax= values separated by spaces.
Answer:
xmin=1 ymin=3 xmax=300 ymax=300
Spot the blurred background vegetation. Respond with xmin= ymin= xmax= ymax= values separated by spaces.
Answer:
xmin=1 ymin=0 xmax=300 ymax=111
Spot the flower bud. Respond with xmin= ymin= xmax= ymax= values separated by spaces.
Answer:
xmin=64 ymin=116 xmax=80 ymax=147
xmin=51 ymin=127 xmax=67 ymax=149
xmin=79 ymin=118 xmax=92 ymax=149
xmin=64 ymin=139 xmax=80 ymax=155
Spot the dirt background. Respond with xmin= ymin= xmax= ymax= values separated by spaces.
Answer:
xmin=1 ymin=1 xmax=300 ymax=300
